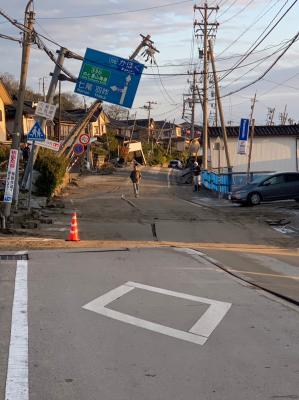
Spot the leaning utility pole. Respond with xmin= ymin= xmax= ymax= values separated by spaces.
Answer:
xmin=3 ymin=0 xmax=35 ymax=218
xmin=194 ymin=2 xmax=219 ymax=170
xmin=209 ymin=39 xmax=231 ymax=170
xmin=130 ymin=34 xmax=159 ymax=61
xmin=246 ymin=93 xmax=257 ymax=182
xmin=22 ymin=47 xmax=67 ymax=190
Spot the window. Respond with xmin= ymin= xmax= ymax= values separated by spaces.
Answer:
xmin=284 ymin=173 xmax=299 ymax=182
xmin=0 ymin=110 xmax=2 ymax=122
xmin=263 ymin=175 xmax=285 ymax=186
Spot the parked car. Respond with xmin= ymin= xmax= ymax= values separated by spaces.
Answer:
xmin=231 ymin=172 xmax=299 ymax=205
xmin=168 ymin=160 xmax=182 ymax=169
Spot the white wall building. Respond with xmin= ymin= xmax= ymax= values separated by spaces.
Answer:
xmin=209 ymin=126 xmax=299 ymax=173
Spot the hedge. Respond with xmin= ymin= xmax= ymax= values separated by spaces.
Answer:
xmin=0 ymin=145 xmax=10 ymax=163
xmin=34 ymin=149 xmax=68 ymax=197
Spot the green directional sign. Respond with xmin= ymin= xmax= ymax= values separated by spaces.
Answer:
xmin=81 ymin=63 xmax=111 ymax=86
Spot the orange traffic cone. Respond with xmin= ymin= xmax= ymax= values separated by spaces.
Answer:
xmin=66 ymin=212 xmax=80 ymax=241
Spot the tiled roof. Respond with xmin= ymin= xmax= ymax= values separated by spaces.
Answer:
xmin=5 ymin=100 xmax=36 ymax=118
xmin=109 ymin=118 xmax=150 ymax=129
xmin=209 ymin=125 xmax=299 ymax=137
xmin=5 ymin=103 xmax=101 ymax=124
xmin=154 ymin=120 xmax=180 ymax=129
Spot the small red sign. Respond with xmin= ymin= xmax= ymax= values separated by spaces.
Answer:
xmin=79 ymin=133 xmax=90 ymax=145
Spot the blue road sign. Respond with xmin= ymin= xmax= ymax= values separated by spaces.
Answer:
xmin=74 ymin=48 xmax=144 ymax=109
xmin=27 ymin=121 xmax=46 ymax=142
xmin=238 ymin=118 xmax=250 ymax=141
xmin=73 ymin=143 xmax=85 ymax=156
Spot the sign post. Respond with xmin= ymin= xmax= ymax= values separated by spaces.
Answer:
xmin=237 ymin=118 xmax=250 ymax=155
xmin=3 ymin=149 xmax=19 ymax=204
xmin=75 ymin=48 xmax=144 ymax=108
xmin=27 ymin=122 xmax=46 ymax=210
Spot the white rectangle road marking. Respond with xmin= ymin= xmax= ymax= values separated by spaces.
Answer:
xmin=83 ymin=284 xmax=134 ymax=309
xmin=83 ymin=281 xmax=231 ymax=346
xmin=5 ymin=259 xmax=28 ymax=400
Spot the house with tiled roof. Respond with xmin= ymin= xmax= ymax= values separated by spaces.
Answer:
xmin=208 ymin=125 xmax=299 ymax=173
xmin=0 ymin=79 xmax=13 ymax=142
xmin=5 ymin=102 xmax=109 ymax=142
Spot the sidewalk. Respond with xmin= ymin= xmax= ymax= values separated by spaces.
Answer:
xmin=181 ymin=186 xmax=235 ymax=208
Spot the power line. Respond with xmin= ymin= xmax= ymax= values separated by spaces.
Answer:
xmin=37 ymin=0 xmax=193 ymax=20
xmin=219 ymin=0 xmax=255 ymax=25
xmin=219 ymin=0 xmax=298 ymax=82
xmin=221 ymin=32 xmax=299 ymax=98
xmin=217 ymin=0 xmax=280 ymax=58
xmin=221 ymin=36 xmax=297 ymax=90
xmin=218 ymin=0 xmax=239 ymax=18
xmin=142 ymin=38 xmax=298 ymax=76
xmin=0 ymin=33 xmax=22 ymax=43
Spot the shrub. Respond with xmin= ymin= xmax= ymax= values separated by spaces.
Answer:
xmin=34 ymin=149 xmax=68 ymax=197
xmin=0 ymin=145 xmax=10 ymax=163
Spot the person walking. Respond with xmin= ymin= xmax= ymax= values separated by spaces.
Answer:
xmin=192 ymin=161 xmax=201 ymax=192
xmin=22 ymin=143 xmax=30 ymax=168
xmin=130 ymin=163 xmax=142 ymax=197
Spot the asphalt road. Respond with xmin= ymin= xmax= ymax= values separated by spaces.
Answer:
xmin=1 ymin=167 xmax=299 ymax=399
xmin=1 ymin=247 xmax=299 ymax=400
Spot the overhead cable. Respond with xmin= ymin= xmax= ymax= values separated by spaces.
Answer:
xmin=37 ymin=0 xmax=193 ymax=20
xmin=220 ymin=0 xmax=297 ymax=82
xmin=221 ymin=32 xmax=299 ymax=98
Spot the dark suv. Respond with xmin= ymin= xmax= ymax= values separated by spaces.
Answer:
xmin=231 ymin=172 xmax=299 ymax=205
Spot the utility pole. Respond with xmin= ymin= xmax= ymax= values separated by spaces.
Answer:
xmin=143 ymin=101 xmax=157 ymax=143
xmin=246 ymin=93 xmax=257 ymax=182
xmin=22 ymin=47 xmax=67 ymax=191
xmin=266 ymin=107 xmax=275 ymax=126
xmin=129 ymin=34 xmax=159 ymax=61
xmin=191 ymin=70 xmax=196 ymax=140
xmin=58 ymin=79 xmax=62 ymax=142
xmin=279 ymin=104 xmax=288 ymax=125
xmin=194 ymin=2 xmax=219 ymax=170
xmin=182 ymin=72 xmax=201 ymax=140
xmin=209 ymin=39 xmax=231 ymax=170
xmin=3 ymin=0 xmax=34 ymax=219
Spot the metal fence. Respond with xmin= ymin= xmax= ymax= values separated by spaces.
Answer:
xmin=201 ymin=170 xmax=274 ymax=195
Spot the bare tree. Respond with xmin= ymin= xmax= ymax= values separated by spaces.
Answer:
xmin=104 ymin=104 xmax=129 ymax=120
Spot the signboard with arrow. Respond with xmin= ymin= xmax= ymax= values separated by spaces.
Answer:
xmin=74 ymin=48 xmax=144 ymax=108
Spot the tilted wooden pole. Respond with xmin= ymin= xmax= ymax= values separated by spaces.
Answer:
xmin=209 ymin=39 xmax=231 ymax=170
xmin=247 ymin=118 xmax=256 ymax=183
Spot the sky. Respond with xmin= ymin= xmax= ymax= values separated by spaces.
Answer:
xmin=0 ymin=0 xmax=299 ymax=125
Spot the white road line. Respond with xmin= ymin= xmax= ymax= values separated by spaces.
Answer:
xmin=5 ymin=259 xmax=28 ymax=400
xmin=83 ymin=281 xmax=231 ymax=346
xmin=273 ymin=226 xmax=296 ymax=235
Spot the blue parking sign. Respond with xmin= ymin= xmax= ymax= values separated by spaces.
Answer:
xmin=237 ymin=118 xmax=250 ymax=155
xmin=75 ymin=48 xmax=144 ymax=109
xmin=238 ymin=118 xmax=249 ymax=141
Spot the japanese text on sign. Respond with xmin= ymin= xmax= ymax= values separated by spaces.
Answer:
xmin=35 ymin=102 xmax=57 ymax=121
xmin=75 ymin=48 xmax=144 ymax=108
xmin=3 ymin=149 xmax=18 ymax=203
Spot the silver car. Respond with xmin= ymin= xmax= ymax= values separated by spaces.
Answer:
xmin=231 ymin=172 xmax=299 ymax=205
